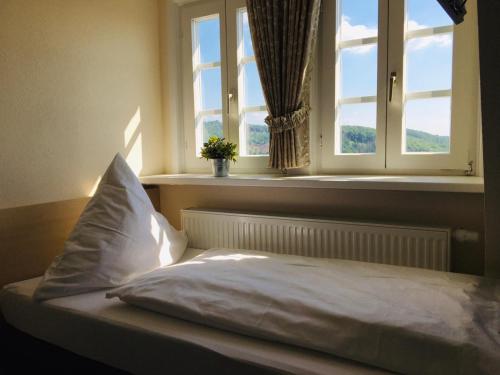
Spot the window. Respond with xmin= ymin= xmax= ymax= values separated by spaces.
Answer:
xmin=181 ymin=0 xmax=479 ymax=174
xmin=402 ymin=0 xmax=453 ymax=154
xmin=181 ymin=0 xmax=269 ymax=172
xmin=336 ymin=0 xmax=379 ymax=156
xmin=236 ymin=9 xmax=269 ymax=157
xmin=192 ymin=15 xmax=224 ymax=150
xmin=320 ymin=0 xmax=479 ymax=173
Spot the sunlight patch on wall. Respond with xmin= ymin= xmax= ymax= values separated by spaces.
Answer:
xmin=124 ymin=106 xmax=143 ymax=175
xmin=124 ymin=107 xmax=141 ymax=146
xmin=127 ymin=133 xmax=143 ymax=175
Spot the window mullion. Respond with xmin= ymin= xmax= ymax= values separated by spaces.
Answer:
xmin=385 ymin=0 xmax=405 ymax=169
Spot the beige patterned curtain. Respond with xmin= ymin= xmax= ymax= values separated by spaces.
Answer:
xmin=246 ymin=0 xmax=321 ymax=170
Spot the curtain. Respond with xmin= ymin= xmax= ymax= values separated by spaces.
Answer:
xmin=246 ymin=0 xmax=321 ymax=170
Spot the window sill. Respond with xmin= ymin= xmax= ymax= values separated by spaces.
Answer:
xmin=140 ymin=174 xmax=484 ymax=193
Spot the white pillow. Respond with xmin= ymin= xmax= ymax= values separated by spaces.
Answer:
xmin=33 ymin=153 xmax=188 ymax=301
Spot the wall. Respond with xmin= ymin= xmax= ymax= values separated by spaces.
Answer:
xmin=0 ymin=0 xmax=164 ymax=210
xmin=160 ymin=186 xmax=485 ymax=275
xmin=478 ymin=1 xmax=500 ymax=278
xmin=159 ymin=0 xmax=183 ymax=173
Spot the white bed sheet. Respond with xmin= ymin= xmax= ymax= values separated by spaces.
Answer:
xmin=0 ymin=248 xmax=388 ymax=375
xmin=106 ymin=248 xmax=500 ymax=375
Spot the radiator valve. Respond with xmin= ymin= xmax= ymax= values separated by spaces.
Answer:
xmin=452 ymin=229 xmax=480 ymax=243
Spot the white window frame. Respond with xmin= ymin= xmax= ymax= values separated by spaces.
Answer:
xmin=181 ymin=0 xmax=228 ymax=172
xmin=181 ymin=0 xmax=271 ymax=173
xmin=234 ymin=5 xmax=268 ymax=158
xmin=180 ymin=0 xmax=479 ymax=175
xmin=319 ymin=0 xmax=389 ymax=171
xmin=319 ymin=0 xmax=480 ymax=174
xmin=385 ymin=0 xmax=479 ymax=171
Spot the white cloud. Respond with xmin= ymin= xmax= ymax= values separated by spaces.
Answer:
xmin=407 ymin=20 xmax=427 ymax=31
xmin=339 ymin=17 xmax=451 ymax=54
xmin=406 ymin=20 xmax=452 ymax=51
xmin=340 ymin=16 xmax=377 ymax=54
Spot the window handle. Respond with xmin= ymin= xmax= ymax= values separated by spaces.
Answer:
xmin=227 ymin=90 xmax=236 ymax=114
xmin=389 ymin=72 xmax=397 ymax=102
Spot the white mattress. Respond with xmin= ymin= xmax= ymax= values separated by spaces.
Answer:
xmin=0 ymin=248 xmax=388 ymax=375
xmin=108 ymin=248 xmax=500 ymax=375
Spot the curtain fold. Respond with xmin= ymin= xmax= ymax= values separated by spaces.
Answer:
xmin=246 ymin=0 xmax=321 ymax=170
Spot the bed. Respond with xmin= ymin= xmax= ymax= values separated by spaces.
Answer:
xmin=1 ymin=202 xmax=499 ymax=374
xmin=0 ymin=248 xmax=389 ymax=375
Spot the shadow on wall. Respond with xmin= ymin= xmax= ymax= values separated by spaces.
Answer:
xmin=87 ymin=106 xmax=144 ymax=197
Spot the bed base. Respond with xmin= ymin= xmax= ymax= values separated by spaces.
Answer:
xmin=0 ymin=313 xmax=283 ymax=375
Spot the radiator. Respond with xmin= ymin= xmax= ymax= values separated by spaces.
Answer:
xmin=181 ymin=209 xmax=451 ymax=271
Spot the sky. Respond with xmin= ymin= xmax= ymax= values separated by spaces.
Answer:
xmin=196 ymin=12 xmax=265 ymax=123
xmin=194 ymin=0 xmax=455 ymax=152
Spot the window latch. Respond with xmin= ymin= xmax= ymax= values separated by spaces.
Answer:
xmin=389 ymin=72 xmax=397 ymax=102
xmin=227 ymin=90 xmax=236 ymax=114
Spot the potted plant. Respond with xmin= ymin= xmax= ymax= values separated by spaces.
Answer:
xmin=200 ymin=136 xmax=237 ymax=177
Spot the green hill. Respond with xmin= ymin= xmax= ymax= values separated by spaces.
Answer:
xmin=341 ymin=125 xmax=450 ymax=153
xmin=203 ymin=121 xmax=223 ymax=142
xmin=406 ymin=128 xmax=449 ymax=152
xmin=341 ymin=125 xmax=376 ymax=154
xmin=204 ymin=121 xmax=449 ymax=155
xmin=204 ymin=121 xmax=269 ymax=155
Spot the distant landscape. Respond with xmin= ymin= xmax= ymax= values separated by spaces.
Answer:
xmin=204 ymin=120 xmax=269 ymax=155
xmin=341 ymin=125 xmax=450 ymax=153
xmin=204 ymin=121 xmax=449 ymax=155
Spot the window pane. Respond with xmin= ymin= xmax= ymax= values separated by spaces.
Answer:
xmin=404 ymin=98 xmax=451 ymax=153
xmin=339 ymin=0 xmax=378 ymax=41
xmin=200 ymin=68 xmax=222 ymax=110
xmin=243 ymin=62 xmax=265 ymax=107
xmin=406 ymin=33 xmax=453 ymax=92
xmin=338 ymin=103 xmax=377 ymax=154
xmin=407 ymin=0 xmax=453 ymax=31
xmin=194 ymin=16 xmax=220 ymax=64
xmin=340 ymin=45 xmax=377 ymax=98
xmin=406 ymin=33 xmax=453 ymax=93
xmin=239 ymin=10 xmax=254 ymax=57
xmin=198 ymin=114 xmax=223 ymax=150
xmin=243 ymin=112 xmax=269 ymax=156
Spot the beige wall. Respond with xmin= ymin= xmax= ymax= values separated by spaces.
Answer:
xmin=0 ymin=0 xmax=164 ymax=209
xmin=160 ymin=186 xmax=485 ymax=275
xmin=159 ymin=0 xmax=183 ymax=173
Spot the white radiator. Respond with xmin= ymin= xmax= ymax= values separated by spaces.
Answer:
xmin=182 ymin=209 xmax=451 ymax=271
